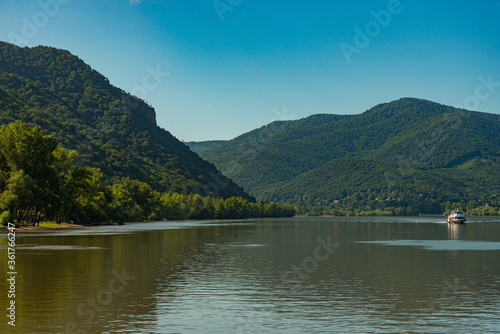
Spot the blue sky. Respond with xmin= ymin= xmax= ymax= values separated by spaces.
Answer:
xmin=1 ymin=0 xmax=499 ymax=141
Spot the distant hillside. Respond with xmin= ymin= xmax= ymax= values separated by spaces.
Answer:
xmin=0 ymin=41 xmax=248 ymax=199
xmin=186 ymin=140 xmax=227 ymax=155
xmin=199 ymin=98 xmax=500 ymax=213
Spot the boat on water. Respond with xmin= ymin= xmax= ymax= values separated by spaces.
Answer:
xmin=447 ymin=209 xmax=466 ymax=224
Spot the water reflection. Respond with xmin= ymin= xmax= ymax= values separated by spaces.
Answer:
xmin=447 ymin=223 xmax=465 ymax=240
xmin=447 ymin=223 xmax=464 ymax=259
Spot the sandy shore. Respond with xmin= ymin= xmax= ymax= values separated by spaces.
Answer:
xmin=0 ymin=223 xmax=86 ymax=232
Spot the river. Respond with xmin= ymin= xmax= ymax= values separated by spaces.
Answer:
xmin=1 ymin=216 xmax=500 ymax=333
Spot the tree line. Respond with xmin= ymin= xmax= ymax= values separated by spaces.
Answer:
xmin=294 ymin=195 xmax=500 ymax=217
xmin=0 ymin=122 xmax=295 ymax=226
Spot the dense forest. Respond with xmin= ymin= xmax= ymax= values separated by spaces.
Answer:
xmin=0 ymin=122 xmax=295 ymax=226
xmin=0 ymin=42 xmax=296 ymax=225
xmin=196 ymin=98 xmax=500 ymax=216
xmin=1 ymin=41 xmax=498 ymax=218
xmin=0 ymin=41 xmax=248 ymax=199
xmin=186 ymin=140 xmax=227 ymax=155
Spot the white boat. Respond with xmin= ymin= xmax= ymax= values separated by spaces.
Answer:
xmin=447 ymin=209 xmax=466 ymax=224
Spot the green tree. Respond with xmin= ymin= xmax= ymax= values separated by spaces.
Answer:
xmin=74 ymin=168 xmax=112 ymax=224
xmin=52 ymin=147 xmax=92 ymax=224
xmin=0 ymin=170 xmax=33 ymax=225
xmin=0 ymin=121 xmax=58 ymax=225
xmin=112 ymin=178 xmax=161 ymax=221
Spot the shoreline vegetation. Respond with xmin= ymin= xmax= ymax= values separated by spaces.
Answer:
xmin=296 ymin=205 xmax=500 ymax=217
xmin=0 ymin=222 xmax=85 ymax=232
xmin=0 ymin=122 xmax=497 ymax=227
xmin=2 ymin=213 xmax=498 ymax=233
xmin=0 ymin=121 xmax=295 ymax=228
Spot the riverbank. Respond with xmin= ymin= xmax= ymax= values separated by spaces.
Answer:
xmin=2 ymin=214 xmax=497 ymax=233
xmin=0 ymin=223 xmax=86 ymax=232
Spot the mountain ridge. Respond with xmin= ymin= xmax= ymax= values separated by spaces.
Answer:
xmin=0 ymin=41 xmax=249 ymax=199
xmin=196 ymin=98 xmax=500 ymax=213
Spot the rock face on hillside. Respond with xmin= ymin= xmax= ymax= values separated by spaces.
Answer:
xmin=0 ymin=41 xmax=249 ymax=199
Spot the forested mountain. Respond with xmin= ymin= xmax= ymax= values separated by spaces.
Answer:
xmin=198 ymin=98 xmax=500 ymax=214
xmin=186 ymin=140 xmax=227 ymax=155
xmin=1 ymin=41 xmax=498 ymax=216
xmin=0 ymin=41 xmax=248 ymax=199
